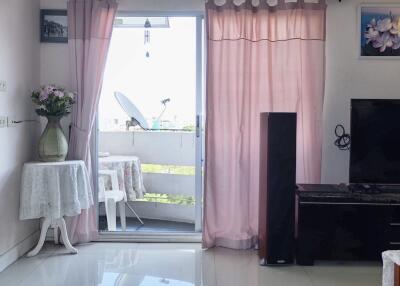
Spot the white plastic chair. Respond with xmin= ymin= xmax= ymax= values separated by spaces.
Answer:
xmin=98 ymin=170 xmax=126 ymax=231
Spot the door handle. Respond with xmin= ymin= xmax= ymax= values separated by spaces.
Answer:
xmin=196 ymin=115 xmax=200 ymax=138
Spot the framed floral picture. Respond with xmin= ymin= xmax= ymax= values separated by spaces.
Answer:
xmin=359 ymin=4 xmax=400 ymax=59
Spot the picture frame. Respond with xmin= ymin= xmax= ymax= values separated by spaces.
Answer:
xmin=358 ymin=4 xmax=400 ymax=59
xmin=40 ymin=9 xmax=68 ymax=43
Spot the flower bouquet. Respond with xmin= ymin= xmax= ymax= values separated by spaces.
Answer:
xmin=31 ymin=85 xmax=75 ymax=117
xmin=31 ymin=85 xmax=76 ymax=162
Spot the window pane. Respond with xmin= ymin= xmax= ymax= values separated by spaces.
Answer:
xmin=99 ymin=17 xmax=197 ymax=131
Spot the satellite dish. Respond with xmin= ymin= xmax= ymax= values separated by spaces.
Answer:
xmin=114 ymin=92 xmax=149 ymax=130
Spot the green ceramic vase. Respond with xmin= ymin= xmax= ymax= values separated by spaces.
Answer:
xmin=38 ymin=116 xmax=68 ymax=162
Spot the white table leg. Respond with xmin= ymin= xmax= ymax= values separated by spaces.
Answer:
xmin=56 ymin=218 xmax=78 ymax=254
xmin=105 ymin=198 xmax=117 ymax=231
xmin=118 ymin=201 xmax=126 ymax=231
xmin=27 ymin=217 xmax=51 ymax=257
xmin=54 ymin=226 xmax=59 ymax=244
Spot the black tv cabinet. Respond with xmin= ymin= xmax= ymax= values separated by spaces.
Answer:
xmin=296 ymin=184 xmax=400 ymax=266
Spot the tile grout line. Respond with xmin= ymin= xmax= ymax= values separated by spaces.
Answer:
xmin=302 ymin=266 xmax=318 ymax=286
xmin=212 ymin=249 xmax=218 ymax=286
xmin=11 ymin=253 xmax=51 ymax=286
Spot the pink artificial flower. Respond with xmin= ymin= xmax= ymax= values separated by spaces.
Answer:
xmin=39 ymin=89 xmax=49 ymax=101
xmin=53 ymin=90 xmax=64 ymax=98
xmin=39 ymin=85 xmax=57 ymax=101
xmin=44 ymin=85 xmax=55 ymax=94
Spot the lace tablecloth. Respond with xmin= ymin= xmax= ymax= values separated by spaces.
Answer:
xmin=99 ymin=156 xmax=146 ymax=201
xmin=382 ymin=250 xmax=400 ymax=286
xmin=20 ymin=160 xmax=93 ymax=220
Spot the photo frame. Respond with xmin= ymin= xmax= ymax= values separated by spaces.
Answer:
xmin=359 ymin=4 xmax=400 ymax=59
xmin=40 ymin=9 xmax=68 ymax=43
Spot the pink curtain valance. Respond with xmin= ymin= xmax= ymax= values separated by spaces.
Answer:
xmin=207 ymin=0 xmax=326 ymax=11
xmin=207 ymin=0 xmax=326 ymax=42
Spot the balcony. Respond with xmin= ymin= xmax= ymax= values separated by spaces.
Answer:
xmin=98 ymin=130 xmax=197 ymax=231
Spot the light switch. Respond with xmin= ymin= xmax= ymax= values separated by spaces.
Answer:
xmin=0 ymin=80 xmax=6 ymax=92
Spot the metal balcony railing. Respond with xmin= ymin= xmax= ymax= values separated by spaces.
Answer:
xmin=99 ymin=130 xmax=196 ymax=223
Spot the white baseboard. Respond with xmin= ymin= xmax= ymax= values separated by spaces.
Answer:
xmin=0 ymin=231 xmax=40 ymax=273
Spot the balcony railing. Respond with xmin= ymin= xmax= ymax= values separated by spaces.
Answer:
xmin=99 ymin=130 xmax=196 ymax=223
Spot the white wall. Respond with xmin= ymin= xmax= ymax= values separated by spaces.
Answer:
xmin=39 ymin=0 xmax=71 ymax=134
xmin=322 ymin=0 xmax=400 ymax=183
xmin=39 ymin=0 xmax=400 ymax=184
xmin=0 ymin=0 xmax=41 ymax=270
xmin=40 ymin=0 xmax=70 ymax=89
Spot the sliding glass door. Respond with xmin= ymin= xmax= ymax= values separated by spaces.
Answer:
xmin=97 ymin=13 xmax=204 ymax=237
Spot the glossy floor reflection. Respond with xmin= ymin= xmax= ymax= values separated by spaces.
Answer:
xmin=0 ymin=242 xmax=382 ymax=286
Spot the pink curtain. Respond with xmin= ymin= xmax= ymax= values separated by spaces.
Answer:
xmin=66 ymin=0 xmax=118 ymax=244
xmin=203 ymin=0 xmax=326 ymax=249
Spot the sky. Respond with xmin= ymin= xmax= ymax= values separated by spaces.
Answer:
xmin=99 ymin=17 xmax=197 ymax=131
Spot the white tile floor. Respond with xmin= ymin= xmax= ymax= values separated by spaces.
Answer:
xmin=0 ymin=242 xmax=382 ymax=286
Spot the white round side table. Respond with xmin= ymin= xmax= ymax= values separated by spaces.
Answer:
xmin=19 ymin=160 xmax=93 ymax=257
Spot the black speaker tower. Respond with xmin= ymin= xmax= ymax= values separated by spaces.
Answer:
xmin=258 ymin=112 xmax=297 ymax=265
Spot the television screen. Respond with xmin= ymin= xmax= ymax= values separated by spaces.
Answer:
xmin=350 ymin=99 xmax=400 ymax=184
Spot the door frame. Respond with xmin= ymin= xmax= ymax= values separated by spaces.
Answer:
xmin=94 ymin=11 xmax=205 ymax=242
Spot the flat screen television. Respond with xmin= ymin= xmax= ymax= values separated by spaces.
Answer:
xmin=350 ymin=99 xmax=400 ymax=184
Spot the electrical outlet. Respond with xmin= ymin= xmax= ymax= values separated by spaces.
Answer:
xmin=0 ymin=80 xmax=6 ymax=92
xmin=7 ymin=117 xmax=17 ymax=128
xmin=0 ymin=116 xmax=7 ymax=128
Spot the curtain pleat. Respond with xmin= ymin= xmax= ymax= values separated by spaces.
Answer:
xmin=203 ymin=2 xmax=326 ymax=249
xmin=66 ymin=0 xmax=118 ymax=244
